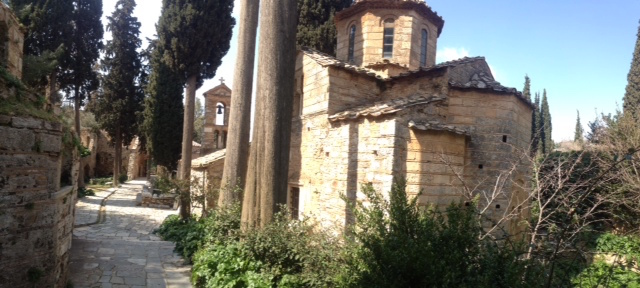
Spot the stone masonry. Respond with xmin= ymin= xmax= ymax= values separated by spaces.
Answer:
xmin=0 ymin=115 xmax=78 ymax=287
xmin=0 ymin=3 xmax=24 ymax=79
xmin=194 ymin=0 xmax=533 ymax=236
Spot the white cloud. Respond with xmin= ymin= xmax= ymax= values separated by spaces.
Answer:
xmin=488 ymin=65 xmax=505 ymax=84
xmin=436 ymin=47 xmax=469 ymax=63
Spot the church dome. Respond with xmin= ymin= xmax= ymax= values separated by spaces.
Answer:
xmin=334 ymin=0 xmax=444 ymax=70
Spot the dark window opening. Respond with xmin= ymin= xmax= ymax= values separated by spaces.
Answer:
xmin=383 ymin=19 xmax=394 ymax=58
xmin=502 ymin=135 xmax=507 ymax=142
xmin=290 ymin=187 xmax=300 ymax=219
xmin=420 ymin=29 xmax=428 ymax=67
xmin=348 ymin=25 xmax=356 ymax=62
xmin=478 ymin=164 xmax=483 ymax=169
xmin=495 ymin=204 xmax=501 ymax=209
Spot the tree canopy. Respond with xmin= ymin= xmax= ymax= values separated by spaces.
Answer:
xmin=95 ymin=0 xmax=143 ymax=184
xmin=296 ymin=0 xmax=352 ymax=55
xmin=142 ymin=40 xmax=184 ymax=171
xmin=623 ymin=20 xmax=640 ymax=116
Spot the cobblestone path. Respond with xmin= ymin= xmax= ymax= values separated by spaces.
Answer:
xmin=69 ymin=179 xmax=192 ymax=288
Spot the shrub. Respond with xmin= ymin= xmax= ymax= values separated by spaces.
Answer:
xmin=339 ymin=179 xmax=538 ymax=288
xmin=572 ymin=233 xmax=640 ymax=287
xmin=118 ymin=174 xmax=128 ymax=184
xmin=77 ymin=187 xmax=95 ymax=198
xmin=191 ymin=212 xmax=345 ymax=287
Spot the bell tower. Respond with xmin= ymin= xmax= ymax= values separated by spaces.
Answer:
xmin=334 ymin=0 xmax=444 ymax=74
xmin=202 ymin=78 xmax=231 ymax=154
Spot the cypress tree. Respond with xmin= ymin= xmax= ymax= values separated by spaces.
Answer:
xmin=540 ymin=89 xmax=553 ymax=153
xmin=221 ymin=0 xmax=259 ymax=207
xmin=193 ymin=98 xmax=205 ymax=144
xmin=243 ymin=0 xmax=298 ymax=228
xmin=59 ymin=0 xmax=103 ymax=134
xmin=143 ymin=41 xmax=184 ymax=171
xmin=157 ymin=0 xmax=235 ymax=219
xmin=532 ymin=92 xmax=541 ymax=154
xmin=61 ymin=0 xmax=104 ymax=188
xmin=574 ymin=110 xmax=584 ymax=143
xmin=296 ymin=0 xmax=352 ymax=55
xmin=11 ymin=0 xmax=74 ymax=102
xmin=95 ymin=0 xmax=143 ymax=185
xmin=523 ymin=75 xmax=532 ymax=102
xmin=623 ymin=20 xmax=640 ymax=116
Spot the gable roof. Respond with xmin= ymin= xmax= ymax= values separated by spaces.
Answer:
xmin=203 ymin=83 xmax=231 ymax=98
xmin=329 ymin=94 xmax=445 ymax=122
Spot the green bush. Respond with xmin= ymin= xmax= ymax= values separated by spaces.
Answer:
xmin=339 ymin=180 xmax=538 ymax=288
xmin=190 ymin=208 xmax=344 ymax=287
xmin=155 ymin=204 xmax=241 ymax=261
xmin=77 ymin=187 xmax=95 ymax=198
xmin=572 ymin=233 xmax=640 ymax=287
xmin=118 ymin=174 xmax=128 ymax=184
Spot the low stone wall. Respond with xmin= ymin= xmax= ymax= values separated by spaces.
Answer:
xmin=0 ymin=115 xmax=78 ymax=287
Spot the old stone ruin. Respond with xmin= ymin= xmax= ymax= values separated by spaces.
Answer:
xmin=0 ymin=4 xmax=79 ymax=287
xmin=193 ymin=0 xmax=533 ymax=236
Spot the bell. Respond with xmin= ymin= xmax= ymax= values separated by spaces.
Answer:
xmin=216 ymin=105 xmax=223 ymax=114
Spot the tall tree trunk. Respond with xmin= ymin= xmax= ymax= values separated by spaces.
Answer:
xmin=45 ymin=71 xmax=57 ymax=108
xmin=220 ymin=0 xmax=260 ymax=206
xmin=178 ymin=74 xmax=197 ymax=219
xmin=243 ymin=0 xmax=297 ymax=228
xmin=75 ymin=87 xmax=86 ymax=188
xmin=114 ymin=126 xmax=121 ymax=186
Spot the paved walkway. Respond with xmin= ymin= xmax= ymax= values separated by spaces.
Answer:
xmin=69 ymin=179 xmax=192 ymax=288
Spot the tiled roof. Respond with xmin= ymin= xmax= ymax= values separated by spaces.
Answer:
xmin=408 ymin=120 xmax=469 ymax=136
xmin=329 ymin=95 xmax=445 ymax=122
xmin=449 ymin=72 xmax=520 ymax=96
xmin=192 ymin=149 xmax=226 ymax=168
xmin=301 ymin=47 xmax=386 ymax=80
xmin=301 ymin=48 xmax=531 ymax=107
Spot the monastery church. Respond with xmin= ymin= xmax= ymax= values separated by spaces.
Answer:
xmin=192 ymin=0 xmax=533 ymax=233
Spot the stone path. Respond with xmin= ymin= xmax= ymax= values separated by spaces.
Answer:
xmin=69 ymin=179 xmax=192 ymax=288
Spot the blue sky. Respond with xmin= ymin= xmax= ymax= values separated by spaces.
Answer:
xmin=103 ymin=0 xmax=640 ymax=142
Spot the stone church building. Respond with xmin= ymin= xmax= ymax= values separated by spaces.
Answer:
xmin=193 ymin=0 xmax=533 ymax=234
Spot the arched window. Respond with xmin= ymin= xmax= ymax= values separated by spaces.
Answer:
xmin=420 ymin=29 xmax=428 ymax=66
xmin=348 ymin=25 xmax=356 ymax=62
xmin=215 ymin=102 xmax=226 ymax=125
xmin=383 ymin=18 xmax=395 ymax=58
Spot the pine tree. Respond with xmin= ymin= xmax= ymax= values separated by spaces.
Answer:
xmin=11 ymin=0 xmax=74 ymax=102
xmin=95 ymin=0 xmax=143 ymax=185
xmin=540 ymin=89 xmax=553 ymax=153
xmin=143 ymin=41 xmax=184 ymax=171
xmin=532 ymin=92 xmax=541 ymax=154
xmin=157 ymin=0 xmax=235 ymax=219
xmin=296 ymin=0 xmax=352 ymax=55
xmin=623 ymin=20 xmax=640 ymax=117
xmin=574 ymin=110 xmax=584 ymax=143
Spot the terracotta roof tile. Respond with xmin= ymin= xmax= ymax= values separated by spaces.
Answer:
xmin=191 ymin=149 xmax=226 ymax=168
xmin=408 ymin=120 xmax=470 ymax=136
xmin=329 ymin=94 xmax=445 ymax=122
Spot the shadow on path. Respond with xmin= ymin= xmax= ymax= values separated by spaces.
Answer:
xmin=69 ymin=178 xmax=192 ymax=288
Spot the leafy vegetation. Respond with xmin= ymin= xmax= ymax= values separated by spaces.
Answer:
xmin=77 ymin=187 xmax=95 ymax=198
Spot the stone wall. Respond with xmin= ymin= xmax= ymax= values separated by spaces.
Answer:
xmin=335 ymin=7 xmax=439 ymax=70
xmin=0 ymin=115 xmax=78 ymax=287
xmin=0 ymin=3 xmax=24 ymax=79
